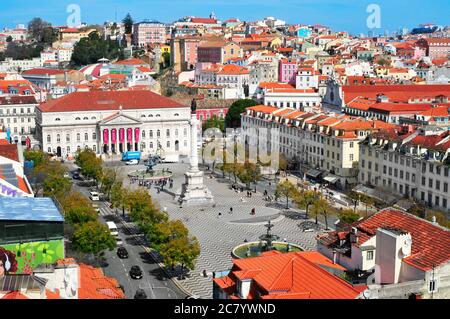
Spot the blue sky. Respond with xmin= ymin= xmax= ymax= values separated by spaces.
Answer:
xmin=1 ymin=0 xmax=449 ymax=35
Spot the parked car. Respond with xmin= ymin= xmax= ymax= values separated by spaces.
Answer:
xmin=72 ymin=172 xmax=81 ymax=180
xmin=116 ymin=238 xmax=123 ymax=246
xmin=117 ymin=247 xmax=128 ymax=259
xmin=134 ymin=289 xmax=147 ymax=299
xmin=126 ymin=159 xmax=139 ymax=165
xmin=89 ymin=191 xmax=100 ymax=201
xmin=130 ymin=266 xmax=143 ymax=279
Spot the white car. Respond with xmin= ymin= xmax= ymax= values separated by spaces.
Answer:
xmin=126 ymin=159 xmax=139 ymax=165
xmin=89 ymin=191 xmax=100 ymax=201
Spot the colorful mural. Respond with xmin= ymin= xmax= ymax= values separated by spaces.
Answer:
xmin=0 ymin=240 xmax=64 ymax=275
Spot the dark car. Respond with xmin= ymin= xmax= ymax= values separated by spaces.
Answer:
xmin=134 ymin=289 xmax=147 ymax=299
xmin=72 ymin=172 xmax=81 ymax=180
xmin=117 ymin=247 xmax=129 ymax=259
xmin=130 ymin=266 xmax=143 ymax=279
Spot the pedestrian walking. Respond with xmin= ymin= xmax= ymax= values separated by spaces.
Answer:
xmin=251 ymin=208 xmax=256 ymax=215
xmin=229 ymin=207 xmax=233 ymax=214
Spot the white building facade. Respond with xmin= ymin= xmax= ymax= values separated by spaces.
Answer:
xmin=35 ymin=91 xmax=192 ymax=159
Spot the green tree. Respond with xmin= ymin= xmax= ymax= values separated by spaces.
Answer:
xmin=75 ymin=148 xmax=103 ymax=182
xmin=122 ymin=13 xmax=134 ymax=34
xmin=5 ymin=42 xmax=43 ymax=60
xmin=71 ymin=31 xmax=124 ymax=66
xmin=42 ymin=162 xmax=71 ymax=201
xmin=237 ymin=162 xmax=261 ymax=190
xmin=148 ymin=220 xmax=189 ymax=250
xmin=62 ymin=192 xmax=98 ymax=225
xmin=160 ymin=236 xmax=201 ymax=272
xmin=225 ymin=99 xmax=258 ymax=128
xmin=0 ymin=52 xmax=4 ymax=62
xmin=28 ymin=18 xmax=52 ymax=42
xmin=24 ymin=149 xmax=47 ymax=167
xmin=110 ymin=180 xmax=128 ymax=215
xmin=295 ymin=190 xmax=317 ymax=219
xmin=99 ymin=168 xmax=119 ymax=199
xmin=338 ymin=209 xmax=361 ymax=225
xmin=276 ymin=180 xmax=300 ymax=209
xmin=202 ymin=115 xmax=225 ymax=133
xmin=6 ymin=36 xmax=12 ymax=43
xmin=310 ymin=196 xmax=329 ymax=227
xmin=71 ymin=221 xmax=116 ymax=255
xmin=162 ymin=51 xmax=171 ymax=67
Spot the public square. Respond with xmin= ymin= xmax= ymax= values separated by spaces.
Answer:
xmin=107 ymin=158 xmax=324 ymax=299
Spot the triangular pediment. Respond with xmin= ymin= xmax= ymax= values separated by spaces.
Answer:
xmin=99 ymin=112 xmax=142 ymax=125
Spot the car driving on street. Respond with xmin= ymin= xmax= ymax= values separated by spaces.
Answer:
xmin=117 ymin=247 xmax=129 ymax=259
xmin=126 ymin=159 xmax=139 ymax=165
xmin=130 ymin=266 xmax=143 ymax=279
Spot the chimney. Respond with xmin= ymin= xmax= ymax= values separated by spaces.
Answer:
xmin=431 ymin=215 xmax=438 ymax=225
xmin=332 ymin=250 xmax=337 ymax=264
xmin=374 ymin=228 xmax=412 ymax=285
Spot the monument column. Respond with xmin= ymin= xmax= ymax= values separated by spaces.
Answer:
xmin=189 ymin=114 xmax=199 ymax=172
xmin=177 ymin=99 xmax=214 ymax=206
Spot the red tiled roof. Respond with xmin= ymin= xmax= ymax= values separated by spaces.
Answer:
xmin=191 ymin=18 xmax=217 ymax=24
xmin=343 ymin=85 xmax=450 ymax=104
xmin=113 ymin=58 xmax=147 ymax=66
xmin=259 ymin=82 xmax=295 ymax=89
xmin=78 ymin=264 xmax=125 ymax=299
xmin=420 ymin=106 xmax=450 ymax=117
xmin=216 ymin=251 xmax=362 ymax=299
xmin=22 ymin=68 xmax=67 ymax=76
xmin=0 ymin=144 xmax=19 ymax=161
xmin=38 ymin=91 xmax=185 ymax=113
xmin=319 ymin=209 xmax=450 ymax=271
xmin=247 ymin=105 xmax=278 ymax=114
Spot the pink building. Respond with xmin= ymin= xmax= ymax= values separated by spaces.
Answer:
xmin=133 ymin=21 xmax=166 ymax=47
xmin=279 ymin=58 xmax=299 ymax=84
xmin=196 ymin=107 xmax=229 ymax=122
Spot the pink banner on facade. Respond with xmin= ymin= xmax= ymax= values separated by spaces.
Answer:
xmin=119 ymin=128 xmax=125 ymax=143
xmin=134 ymin=128 xmax=140 ymax=142
xmin=111 ymin=129 xmax=117 ymax=144
xmin=103 ymin=129 xmax=109 ymax=144
xmin=127 ymin=128 xmax=133 ymax=142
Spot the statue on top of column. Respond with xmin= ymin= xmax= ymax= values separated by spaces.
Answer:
xmin=191 ymin=98 xmax=197 ymax=113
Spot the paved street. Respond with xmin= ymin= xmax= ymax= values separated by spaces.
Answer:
xmin=65 ymin=162 xmax=188 ymax=300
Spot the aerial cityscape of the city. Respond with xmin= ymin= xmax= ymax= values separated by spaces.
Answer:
xmin=0 ymin=0 xmax=449 ymax=308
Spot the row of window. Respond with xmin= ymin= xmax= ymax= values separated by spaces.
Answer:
xmin=0 ymin=108 xmax=33 ymax=115
xmin=0 ymin=117 xmax=32 ymax=124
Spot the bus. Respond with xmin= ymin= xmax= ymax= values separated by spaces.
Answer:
xmin=122 ymin=151 xmax=141 ymax=161
xmin=106 ymin=221 xmax=119 ymax=237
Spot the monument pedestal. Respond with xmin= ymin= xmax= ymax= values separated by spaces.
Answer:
xmin=178 ymin=170 xmax=214 ymax=206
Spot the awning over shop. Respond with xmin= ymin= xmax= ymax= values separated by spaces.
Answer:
xmin=323 ymin=175 xmax=339 ymax=184
xmin=306 ymin=169 xmax=322 ymax=178
xmin=352 ymin=184 xmax=400 ymax=205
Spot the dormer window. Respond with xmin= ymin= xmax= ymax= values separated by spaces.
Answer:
xmin=75 ymin=117 xmax=81 ymax=120
xmin=55 ymin=118 xmax=61 ymax=121
xmin=83 ymin=117 xmax=88 ymax=120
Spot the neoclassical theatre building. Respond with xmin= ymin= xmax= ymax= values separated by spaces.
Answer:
xmin=35 ymin=90 xmax=192 ymax=159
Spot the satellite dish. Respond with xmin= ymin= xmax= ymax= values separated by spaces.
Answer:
xmin=401 ymin=238 xmax=412 ymax=256
xmin=363 ymin=289 xmax=371 ymax=299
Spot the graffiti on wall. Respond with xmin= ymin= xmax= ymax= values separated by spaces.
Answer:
xmin=0 ymin=240 xmax=64 ymax=275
